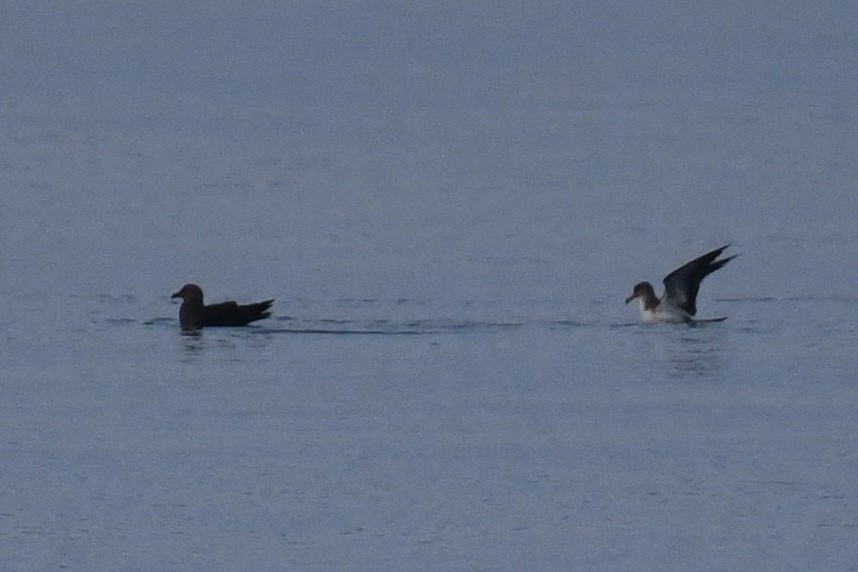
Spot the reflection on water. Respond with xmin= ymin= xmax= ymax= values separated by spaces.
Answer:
xmin=178 ymin=330 xmax=206 ymax=362
xmin=666 ymin=326 xmax=727 ymax=380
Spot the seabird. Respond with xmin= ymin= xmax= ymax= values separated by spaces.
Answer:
xmin=625 ymin=244 xmax=737 ymax=323
xmin=170 ymin=283 xmax=273 ymax=331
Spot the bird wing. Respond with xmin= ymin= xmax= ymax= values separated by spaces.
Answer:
xmin=202 ymin=300 xmax=273 ymax=327
xmin=662 ymin=244 xmax=734 ymax=316
xmin=202 ymin=301 xmax=242 ymax=327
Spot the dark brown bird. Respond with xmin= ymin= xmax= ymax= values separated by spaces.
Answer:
xmin=170 ymin=283 xmax=273 ymax=331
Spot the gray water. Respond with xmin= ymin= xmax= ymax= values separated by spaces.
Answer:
xmin=2 ymin=3 xmax=858 ymax=570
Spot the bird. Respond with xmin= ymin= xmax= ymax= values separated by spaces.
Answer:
xmin=625 ymin=244 xmax=737 ymax=323
xmin=170 ymin=283 xmax=273 ymax=331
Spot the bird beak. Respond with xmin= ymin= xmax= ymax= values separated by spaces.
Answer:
xmin=624 ymin=293 xmax=637 ymax=304
xmin=170 ymin=291 xmax=182 ymax=300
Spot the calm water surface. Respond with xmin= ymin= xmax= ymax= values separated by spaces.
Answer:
xmin=3 ymin=291 xmax=856 ymax=569
xmin=2 ymin=3 xmax=857 ymax=570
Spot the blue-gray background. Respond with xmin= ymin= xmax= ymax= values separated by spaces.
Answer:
xmin=2 ymin=3 xmax=857 ymax=570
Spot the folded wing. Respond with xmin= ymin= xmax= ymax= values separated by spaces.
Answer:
xmin=202 ymin=299 xmax=274 ymax=327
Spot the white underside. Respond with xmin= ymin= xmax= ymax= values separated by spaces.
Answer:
xmin=638 ymin=299 xmax=691 ymax=323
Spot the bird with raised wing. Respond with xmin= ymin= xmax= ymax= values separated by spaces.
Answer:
xmin=170 ymin=283 xmax=273 ymax=331
xmin=625 ymin=244 xmax=737 ymax=323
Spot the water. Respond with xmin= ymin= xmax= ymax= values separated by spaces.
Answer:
xmin=2 ymin=3 xmax=858 ymax=570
